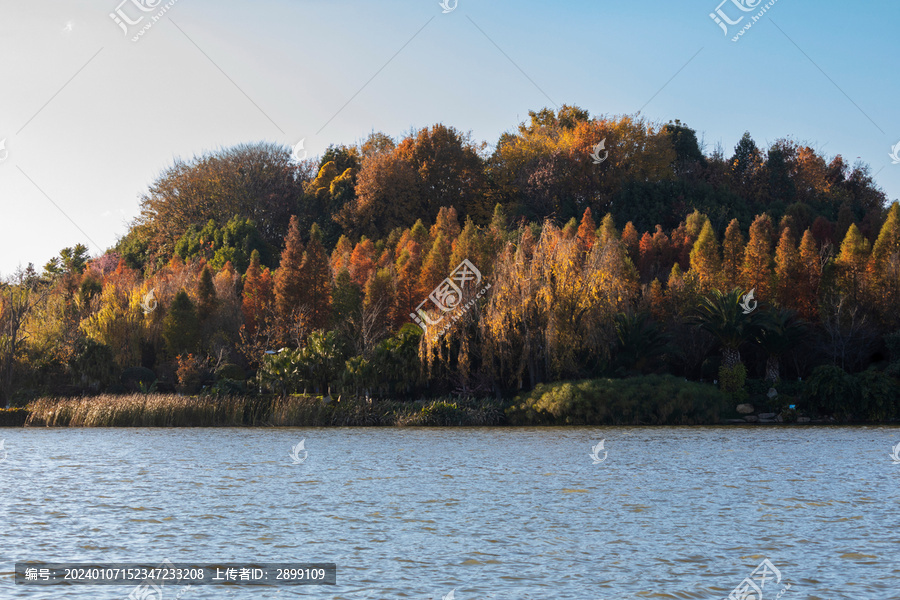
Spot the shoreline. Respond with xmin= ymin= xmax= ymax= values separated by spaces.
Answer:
xmin=2 ymin=396 xmax=890 ymax=428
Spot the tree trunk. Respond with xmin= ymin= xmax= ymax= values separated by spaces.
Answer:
xmin=765 ymin=355 xmax=780 ymax=384
xmin=722 ymin=347 xmax=741 ymax=369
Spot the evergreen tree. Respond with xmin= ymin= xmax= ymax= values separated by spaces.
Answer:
xmin=163 ymin=290 xmax=200 ymax=356
xmin=331 ymin=268 xmax=361 ymax=328
xmin=196 ymin=265 xmax=218 ymax=322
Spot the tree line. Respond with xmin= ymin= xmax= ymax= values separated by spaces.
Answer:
xmin=1 ymin=105 xmax=897 ymax=412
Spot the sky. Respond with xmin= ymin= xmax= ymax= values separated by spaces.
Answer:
xmin=1 ymin=0 xmax=898 ymax=275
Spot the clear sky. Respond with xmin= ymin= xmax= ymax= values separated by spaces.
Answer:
xmin=1 ymin=0 xmax=898 ymax=275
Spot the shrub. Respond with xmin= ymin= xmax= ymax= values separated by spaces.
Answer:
xmin=719 ymin=364 xmax=748 ymax=404
xmin=803 ymin=366 xmax=861 ymax=420
xmin=508 ymin=375 xmax=728 ymax=425
xmin=856 ymin=370 xmax=900 ymax=422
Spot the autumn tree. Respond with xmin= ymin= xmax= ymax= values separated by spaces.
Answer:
xmin=299 ymin=224 xmax=333 ymax=331
xmin=241 ymin=250 xmax=274 ymax=336
xmin=338 ymin=151 xmax=421 ymax=238
xmin=868 ymin=202 xmax=900 ymax=321
xmin=576 ymin=208 xmax=598 ymax=251
xmin=835 ymin=224 xmax=870 ymax=305
xmin=721 ymin=219 xmax=744 ymax=291
xmin=741 ymin=214 xmax=774 ymax=301
xmin=134 ymin=142 xmax=306 ymax=261
xmin=419 ymin=233 xmax=452 ymax=298
xmin=274 ymin=216 xmax=306 ymax=340
xmin=689 ymin=220 xmax=721 ymax=293
xmin=774 ymin=228 xmax=801 ymax=309
xmin=796 ymin=229 xmax=822 ymax=319
xmin=621 ymin=222 xmax=640 ymax=266
xmin=348 ymin=238 xmax=377 ymax=288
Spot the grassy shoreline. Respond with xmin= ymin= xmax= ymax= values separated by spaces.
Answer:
xmin=15 ymin=394 xmax=507 ymax=428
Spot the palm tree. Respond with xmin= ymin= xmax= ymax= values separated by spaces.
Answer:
xmin=612 ymin=312 xmax=668 ymax=374
xmin=754 ymin=308 xmax=807 ymax=383
xmin=692 ymin=289 xmax=763 ymax=369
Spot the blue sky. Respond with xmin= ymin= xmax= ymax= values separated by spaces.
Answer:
xmin=1 ymin=0 xmax=898 ymax=275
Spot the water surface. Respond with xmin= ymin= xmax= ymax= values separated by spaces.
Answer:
xmin=1 ymin=426 xmax=898 ymax=599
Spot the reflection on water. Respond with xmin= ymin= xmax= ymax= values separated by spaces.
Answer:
xmin=1 ymin=426 xmax=899 ymax=599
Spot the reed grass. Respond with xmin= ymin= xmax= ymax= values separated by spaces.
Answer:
xmin=24 ymin=394 xmax=508 ymax=427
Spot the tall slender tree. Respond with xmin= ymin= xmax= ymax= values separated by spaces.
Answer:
xmin=741 ymin=214 xmax=774 ymax=301
xmin=689 ymin=220 xmax=721 ymax=293
xmin=274 ymin=215 xmax=306 ymax=334
xmin=300 ymin=224 xmax=333 ymax=330
xmin=774 ymin=227 xmax=800 ymax=309
xmin=722 ymin=218 xmax=744 ymax=291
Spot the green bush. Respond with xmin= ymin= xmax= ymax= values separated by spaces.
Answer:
xmin=803 ymin=366 xmax=861 ymax=420
xmin=856 ymin=370 xmax=900 ymax=422
xmin=508 ymin=375 xmax=729 ymax=425
xmin=417 ymin=401 xmax=465 ymax=426
xmin=719 ymin=364 xmax=748 ymax=404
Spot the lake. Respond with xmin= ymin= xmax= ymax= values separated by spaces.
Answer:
xmin=1 ymin=427 xmax=899 ymax=599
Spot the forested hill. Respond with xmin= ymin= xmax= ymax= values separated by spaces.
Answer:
xmin=4 ymin=105 xmax=899 ymax=411
xmin=116 ymin=105 xmax=887 ymax=272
